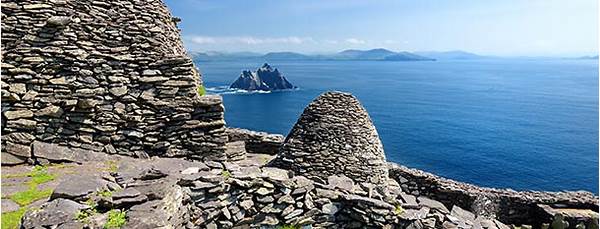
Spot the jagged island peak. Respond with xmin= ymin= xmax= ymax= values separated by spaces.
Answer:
xmin=230 ymin=63 xmax=296 ymax=91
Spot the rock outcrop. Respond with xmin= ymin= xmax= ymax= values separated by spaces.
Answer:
xmin=1 ymin=0 xmax=227 ymax=162
xmin=270 ymin=91 xmax=389 ymax=184
xmin=230 ymin=63 xmax=295 ymax=91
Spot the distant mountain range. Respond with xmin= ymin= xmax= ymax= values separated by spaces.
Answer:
xmin=190 ymin=48 xmax=456 ymax=62
xmin=414 ymin=51 xmax=487 ymax=60
xmin=575 ymin=55 xmax=599 ymax=60
xmin=190 ymin=50 xmax=599 ymax=62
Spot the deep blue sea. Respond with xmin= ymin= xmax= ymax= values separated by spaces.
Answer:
xmin=196 ymin=59 xmax=599 ymax=194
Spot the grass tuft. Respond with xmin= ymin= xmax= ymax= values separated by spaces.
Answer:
xmin=197 ymin=85 xmax=206 ymax=96
xmin=104 ymin=209 xmax=126 ymax=229
xmin=394 ymin=204 xmax=404 ymax=215
xmin=97 ymin=189 xmax=113 ymax=198
xmin=1 ymin=207 xmax=28 ymax=229
xmin=221 ymin=170 xmax=231 ymax=180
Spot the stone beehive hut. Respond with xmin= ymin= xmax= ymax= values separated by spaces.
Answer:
xmin=1 ymin=0 xmax=227 ymax=163
xmin=270 ymin=91 xmax=389 ymax=184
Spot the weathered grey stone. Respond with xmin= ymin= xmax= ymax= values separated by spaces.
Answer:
xmin=50 ymin=175 xmax=109 ymax=201
xmin=418 ymin=197 xmax=449 ymax=213
xmin=1 ymin=199 xmax=20 ymax=213
xmin=36 ymin=105 xmax=64 ymax=117
xmin=1 ymin=152 xmax=28 ymax=165
xmin=5 ymin=142 xmax=31 ymax=158
xmin=328 ymin=175 xmax=355 ymax=191
xmin=4 ymin=109 xmax=33 ymax=119
xmin=451 ymin=205 xmax=475 ymax=222
xmin=322 ymin=203 xmax=339 ymax=215
xmin=32 ymin=141 xmax=108 ymax=163
xmin=21 ymin=198 xmax=88 ymax=228
xmin=109 ymin=86 xmax=128 ymax=97
xmin=261 ymin=167 xmax=290 ymax=182
xmin=47 ymin=16 xmax=72 ymax=26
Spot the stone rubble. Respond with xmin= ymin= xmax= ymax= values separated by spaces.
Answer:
xmin=20 ymin=156 xmax=513 ymax=229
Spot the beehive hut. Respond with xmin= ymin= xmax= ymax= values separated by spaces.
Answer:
xmin=270 ymin=91 xmax=389 ymax=184
xmin=1 ymin=0 xmax=227 ymax=164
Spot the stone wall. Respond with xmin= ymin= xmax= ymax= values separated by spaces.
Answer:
xmin=388 ymin=163 xmax=599 ymax=226
xmin=226 ymin=127 xmax=284 ymax=155
xmin=1 ymin=0 xmax=227 ymax=163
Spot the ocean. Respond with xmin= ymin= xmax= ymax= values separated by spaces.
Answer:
xmin=196 ymin=58 xmax=599 ymax=194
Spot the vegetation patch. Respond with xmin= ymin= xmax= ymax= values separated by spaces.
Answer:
xmin=97 ymin=189 xmax=114 ymax=198
xmin=394 ymin=204 xmax=404 ymax=216
xmin=29 ymin=165 xmax=55 ymax=185
xmin=197 ymin=84 xmax=206 ymax=96
xmin=8 ymin=166 xmax=56 ymax=206
xmin=9 ymin=188 xmax=53 ymax=206
xmin=104 ymin=209 xmax=126 ymax=229
xmin=221 ymin=170 xmax=231 ymax=180
xmin=1 ymin=207 xmax=28 ymax=229
xmin=75 ymin=206 xmax=98 ymax=224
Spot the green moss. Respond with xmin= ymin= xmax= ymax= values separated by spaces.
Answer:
xmin=394 ymin=204 xmax=404 ymax=215
xmin=221 ymin=170 xmax=231 ymax=180
xmin=75 ymin=210 xmax=92 ymax=223
xmin=2 ymin=165 xmax=55 ymax=186
xmin=197 ymin=85 xmax=206 ymax=96
xmin=1 ymin=207 xmax=28 ymax=229
xmin=85 ymin=198 xmax=99 ymax=210
xmin=104 ymin=209 xmax=126 ymax=229
xmin=97 ymin=189 xmax=113 ymax=198
xmin=9 ymin=187 xmax=53 ymax=206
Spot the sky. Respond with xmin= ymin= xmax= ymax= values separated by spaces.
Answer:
xmin=163 ymin=0 xmax=598 ymax=57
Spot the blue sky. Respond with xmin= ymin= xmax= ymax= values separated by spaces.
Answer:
xmin=164 ymin=0 xmax=598 ymax=56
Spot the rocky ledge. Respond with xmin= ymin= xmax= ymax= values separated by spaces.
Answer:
xmin=230 ymin=63 xmax=296 ymax=91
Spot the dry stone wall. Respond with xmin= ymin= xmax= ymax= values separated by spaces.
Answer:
xmin=388 ymin=163 xmax=599 ymax=226
xmin=1 ymin=0 xmax=227 ymax=163
xmin=270 ymin=91 xmax=389 ymax=184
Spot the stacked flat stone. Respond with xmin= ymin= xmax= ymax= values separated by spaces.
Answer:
xmin=1 ymin=0 xmax=227 ymax=163
xmin=21 ymin=156 xmax=511 ymax=228
xmin=270 ymin=91 xmax=389 ymax=184
xmin=388 ymin=162 xmax=600 ymax=226
xmin=226 ymin=127 xmax=284 ymax=155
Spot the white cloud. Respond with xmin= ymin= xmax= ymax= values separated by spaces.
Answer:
xmin=345 ymin=38 xmax=366 ymax=44
xmin=186 ymin=35 xmax=315 ymax=45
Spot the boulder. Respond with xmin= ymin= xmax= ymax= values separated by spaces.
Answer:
xmin=21 ymin=198 xmax=88 ymax=228
xmin=50 ymin=175 xmax=110 ymax=201
xmin=32 ymin=141 xmax=109 ymax=163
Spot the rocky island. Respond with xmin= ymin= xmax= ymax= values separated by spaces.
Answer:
xmin=0 ymin=0 xmax=598 ymax=229
xmin=230 ymin=63 xmax=296 ymax=91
